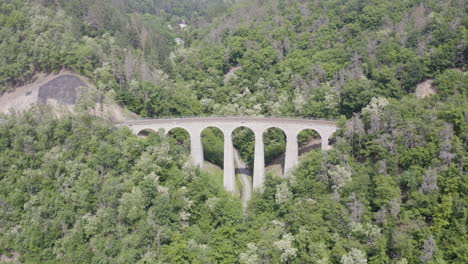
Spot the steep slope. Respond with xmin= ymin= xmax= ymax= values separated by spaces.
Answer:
xmin=0 ymin=70 xmax=138 ymax=121
xmin=2 ymin=0 xmax=465 ymax=119
xmin=234 ymin=148 xmax=252 ymax=206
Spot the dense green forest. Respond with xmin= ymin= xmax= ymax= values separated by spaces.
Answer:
xmin=0 ymin=0 xmax=467 ymax=263
xmin=1 ymin=93 xmax=466 ymax=263
xmin=2 ymin=0 xmax=466 ymax=117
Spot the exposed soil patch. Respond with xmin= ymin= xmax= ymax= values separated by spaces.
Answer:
xmin=0 ymin=70 xmax=83 ymax=113
xmin=0 ymin=251 xmax=19 ymax=262
xmin=0 ymin=70 xmax=139 ymax=122
xmin=38 ymin=75 xmax=87 ymax=105
xmin=224 ymin=66 xmax=242 ymax=84
xmin=415 ymin=79 xmax=436 ymax=98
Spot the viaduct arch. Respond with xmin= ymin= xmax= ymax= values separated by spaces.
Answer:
xmin=121 ymin=117 xmax=338 ymax=191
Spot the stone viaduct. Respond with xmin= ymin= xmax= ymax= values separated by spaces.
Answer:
xmin=121 ymin=117 xmax=338 ymax=191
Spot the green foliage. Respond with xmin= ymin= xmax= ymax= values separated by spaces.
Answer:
xmin=1 ymin=91 xmax=467 ymax=263
xmin=433 ymin=69 xmax=468 ymax=99
xmin=0 ymin=0 xmax=467 ymax=263
xmin=202 ymin=127 xmax=224 ymax=167
xmin=233 ymin=127 xmax=255 ymax=168
xmin=263 ymin=128 xmax=286 ymax=165
xmin=0 ymin=109 xmax=241 ymax=263
xmin=2 ymin=0 xmax=466 ymax=119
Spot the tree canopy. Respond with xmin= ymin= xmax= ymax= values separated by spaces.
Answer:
xmin=0 ymin=0 xmax=467 ymax=263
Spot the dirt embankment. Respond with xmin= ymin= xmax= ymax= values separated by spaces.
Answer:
xmin=0 ymin=70 xmax=138 ymax=122
xmin=0 ymin=71 xmax=72 ymax=114
xmin=415 ymin=79 xmax=436 ymax=98
xmin=37 ymin=74 xmax=86 ymax=105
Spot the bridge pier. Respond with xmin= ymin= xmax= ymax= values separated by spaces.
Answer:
xmin=223 ymin=129 xmax=235 ymax=192
xmin=190 ymin=129 xmax=204 ymax=168
xmin=321 ymin=130 xmax=334 ymax=151
xmin=253 ymin=130 xmax=265 ymax=190
xmin=284 ymin=130 xmax=299 ymax=175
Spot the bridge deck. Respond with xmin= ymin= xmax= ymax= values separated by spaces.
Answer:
xmin=120 ymin=117 xmax=337 ymax=126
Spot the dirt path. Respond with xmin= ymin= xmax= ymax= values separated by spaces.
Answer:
xmin=224 ymin=66 xmax=242 ymax=84
xmin=232 ymin=139 xmax=323 ymax=203
xmin=234 ymin=148 xmax=252 ymax=207
xmin=266 ymin=138 xmax=322 ymax=173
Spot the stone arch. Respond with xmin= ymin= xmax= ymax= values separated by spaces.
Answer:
xmin=263 ymin=125 xmax=286 ymax=134
xmin=122 ymin=117 xmax=338 ymax=191
xmin=232 ymin=126 xmax=255 ymax=169
xmin=136 ymin=128 xmax=163 ymax=137
xmin=231 ymin=126 xmax=254 ymax=201
xmin=201 ymin=126 xmax=224 ymax=168
xmin=263 ymin=126 xmax=287 ymax=176
xmin=200 ymin=124 xmax=225 ymax=134
xmin=167 ymin=127 xmax=191 ymax=151
xmin=297 ymin=128 xmax=322 ymax=156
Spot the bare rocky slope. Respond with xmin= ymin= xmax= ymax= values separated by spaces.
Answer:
xmin=0 ymin=70 xmax=138 ymax=121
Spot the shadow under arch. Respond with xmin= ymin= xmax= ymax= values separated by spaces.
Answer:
xmin=263 ymin=126 xmax=287 ymax=176
xmin=232 ymin=126 xmax=255 ymax=170
xmin=201 ymin=126 xmax=224 ymax=168
xmin=136 ymin=128 xmax=163 ymax=137
xmin=297 ymin=128 xmax=322 ymax=156
xmin=232 ymin=126 xmax=254 ymax=203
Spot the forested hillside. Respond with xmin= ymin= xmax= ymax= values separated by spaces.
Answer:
xmin=0 ymin=0 xmax=467 ymax=263
xmin=2 ymin=0 xmax=466 ymax=117
xmin=1 ymin=93 xmax=466 ymax=263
